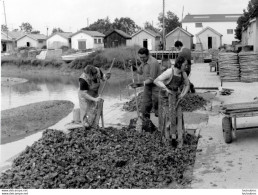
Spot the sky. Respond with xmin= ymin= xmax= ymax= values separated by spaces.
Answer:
xmin=1 ymin=0 xmax=250 ymax=35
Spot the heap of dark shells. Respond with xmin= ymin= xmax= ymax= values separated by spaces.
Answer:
xmin=0 ymin=126 xmax=198 ymax=189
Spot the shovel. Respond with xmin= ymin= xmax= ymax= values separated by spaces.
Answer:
xmin=130 ymin=65 xmax=142 ymax=133
xmin=91 ymin=58 xmax=116 ymax=128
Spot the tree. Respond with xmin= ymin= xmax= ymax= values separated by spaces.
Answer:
xmin=1 ymin=24 xmax=8 ymax=32
xmin=158 ymin=11 xmax=181 ymax=35
xmin=31 ymin=30 xmax=40 ymax=34
xmin=19 ymin=22 xmax=33 ymax=33
xmin=144 ymin=21 xmax=160 ymax=33
xmin=81 ymin=17 xmax=113 ymax=34
xmin=112 ymin=17 xmax=141 ymax=35
xmin=52 ymin=27 xmax=64 ymax=34
xmin=235 ymin=0 xmax=258 ymax=40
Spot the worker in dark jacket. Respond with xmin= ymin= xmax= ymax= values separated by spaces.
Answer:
xmin=174 ymin=41 xmax=195 ymax=93
xmin=135 ymin=47 xmax=161 ymax=119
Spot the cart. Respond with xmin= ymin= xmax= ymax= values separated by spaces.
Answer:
xmin=220 ymin=101 xmax=258 ymax=143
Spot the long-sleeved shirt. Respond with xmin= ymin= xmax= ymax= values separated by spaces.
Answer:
xmin=138 ymin=55 xmax=161 ymax=83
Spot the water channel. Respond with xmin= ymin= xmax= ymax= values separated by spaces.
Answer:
xmin=1 ymin=72 xmax=135 ymax=171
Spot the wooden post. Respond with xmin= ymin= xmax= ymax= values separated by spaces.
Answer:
xmin=100 ymin=109 xmax=104 ymax=128
xmin=122 ymin=58 xmax=130 ymax=96
xmin=177 ymin=105 xmax=184 ymax=148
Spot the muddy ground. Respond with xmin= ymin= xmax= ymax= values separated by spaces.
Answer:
xmin=1 ymin=100 xmax=74 ymax=144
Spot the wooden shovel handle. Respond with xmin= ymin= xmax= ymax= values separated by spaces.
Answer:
xmin=99 ymin=58 xmax=116 ymax=96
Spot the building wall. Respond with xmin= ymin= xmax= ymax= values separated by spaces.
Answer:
xmin=17 ymin=36 xmax=45 ymax=48
xmin=1 ymin=41 xmax=14 ymax=52
xmin=241 ymin=17 xmax=258 ymax=52
xmin=166 ymin=29 xmax=192 ymax=50
xmin=196 ymin=28 xmax=222 ymax=50
xmin=47 ymin=34 xmax=69 ymax=49
xmin=104 ymin=32 xmax=128 ymax=48
xmin=127 ymin=31 xmax=159 ymax=50
xmin=71 ymin=32 xmax=104 ymax=50
xmin=182 ymin=22 xmax=237 ymax=45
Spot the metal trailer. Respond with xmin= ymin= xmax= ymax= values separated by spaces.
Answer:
xmin=221 ymin=102 xmax=258 ymax=143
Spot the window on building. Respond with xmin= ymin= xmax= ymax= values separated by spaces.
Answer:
xmin=195 ymin=23 xmax=203 ymax=28
xmin=98 ymin=39 xmax=101 ymax=43
xmin=94 ymin=39 xmax=97 ymax=44
xmin=38 ymin=40 xmax=43 ymax=43
xmin=227 ymin=29 xmax=233 ymax=34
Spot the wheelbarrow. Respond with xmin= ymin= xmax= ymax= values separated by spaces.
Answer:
xmin=220 ymin=101 xmax=258 ymax=143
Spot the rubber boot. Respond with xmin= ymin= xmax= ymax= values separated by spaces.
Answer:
xmin=190 ymin=82 xmax=195 ymax=93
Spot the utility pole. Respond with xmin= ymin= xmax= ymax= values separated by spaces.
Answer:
xmin=181 ymin=6 xmax=184 ymax=25
xmin=87 ymin=18 xmax=89 ymax=27
xmin=3 ymin=0 xmax=8 ymax=38
xmin=162 ymin=0 xmax=165 ymax=65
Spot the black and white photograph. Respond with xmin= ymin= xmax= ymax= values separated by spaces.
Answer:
xmin=0 ymin=0 xmax=258 ymax=194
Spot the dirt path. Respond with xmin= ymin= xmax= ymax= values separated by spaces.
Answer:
xmin=1 ymin=100 xmax=74 ymax=144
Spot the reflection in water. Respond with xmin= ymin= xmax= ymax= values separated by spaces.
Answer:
xmin=11 ymin=82 xmax=41 ymax=94
xmin=1 ymin=73 xmax=134 ymax=111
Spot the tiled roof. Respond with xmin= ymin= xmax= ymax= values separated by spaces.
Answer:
xmin=104 ymin=29 xmax=131 ymax=39
xmin=47 ymin=32 xmax=73 ymax=40
xmin=1 ymin=32 xmax=12 ymax=41
xmin=196 ymin=27 xmax=223 ymax=36
xmin=114 ymin=29 xmax=131 ymax=38
xmin=145 ymin=29 xmax=161 ymax=37
xmin=2 ymin=31 xmax=26 ymax=40
xmin=72 ymin=30 xmax=105 ymax=37
xmin=17 ymin=34 xmax=47 ymax=41
xmin=166 ymin=27 xmax=193 ymax=37
xmin=131 ymin=29 xmax=161 ymax=38
xmin=182 ymin=14 xmax=242 ymax=23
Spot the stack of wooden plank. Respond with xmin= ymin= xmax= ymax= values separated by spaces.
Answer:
xmin=211 ymin=49 xmax=219 ymax=64
xmin=221 ymin=101 xmax=258 ymax=115
xmin=239 ymin=52 xmax=258 ymax=82
xmin=218 ymin=52 xmax=240 ymax=81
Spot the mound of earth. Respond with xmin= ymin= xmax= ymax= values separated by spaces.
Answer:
xmin=123 ymin=93 xmax=207 ymax=112
xmin=1 ymin=100 xmax=74 ymax=144
xmin=0 ymin=127 xmax=198 ymax=189
xmin=1 ymin=77 xmax=28 ymax=86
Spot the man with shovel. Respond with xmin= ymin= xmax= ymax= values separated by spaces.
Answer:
xmin=131 ymin=48 xmax=161 ymax=130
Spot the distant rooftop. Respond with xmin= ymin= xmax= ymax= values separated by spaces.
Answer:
xmin=182 ymin=14 xmax=242 ymax=23
xmin=2 ymin=31 xmax=26 ymax=40
xmin=47 ymin=32 xmax=73 ymax=39
xmin=72 ymin=30 xmax=105 ymax=37
xmin=17 ymin=34 xmax=47 ymax=41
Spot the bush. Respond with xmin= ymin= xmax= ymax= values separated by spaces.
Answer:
xmin=68 ymin=45 xmax=142 ymax=70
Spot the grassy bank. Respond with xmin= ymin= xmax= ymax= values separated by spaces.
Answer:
xmin=1 ymin=46 xmax=143 ymax=83
xmin=1 ymin=45 xmax=141 ymax=71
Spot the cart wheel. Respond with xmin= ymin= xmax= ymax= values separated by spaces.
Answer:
xmin=222 ymin=117 xmax=233 ymax=143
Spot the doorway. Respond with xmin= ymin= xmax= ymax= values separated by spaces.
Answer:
xmin=143 ymin=39 xmax=148 ymax=49
xmin=2 ymin=42 xmax=7 ymax=52
xmin=208 ymin=37 xmax=212 ymax=49
xmin=78 ymin=41 xmax=86 ymax=50
xmin=26 ymin=42 xmax=30 ymax=47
